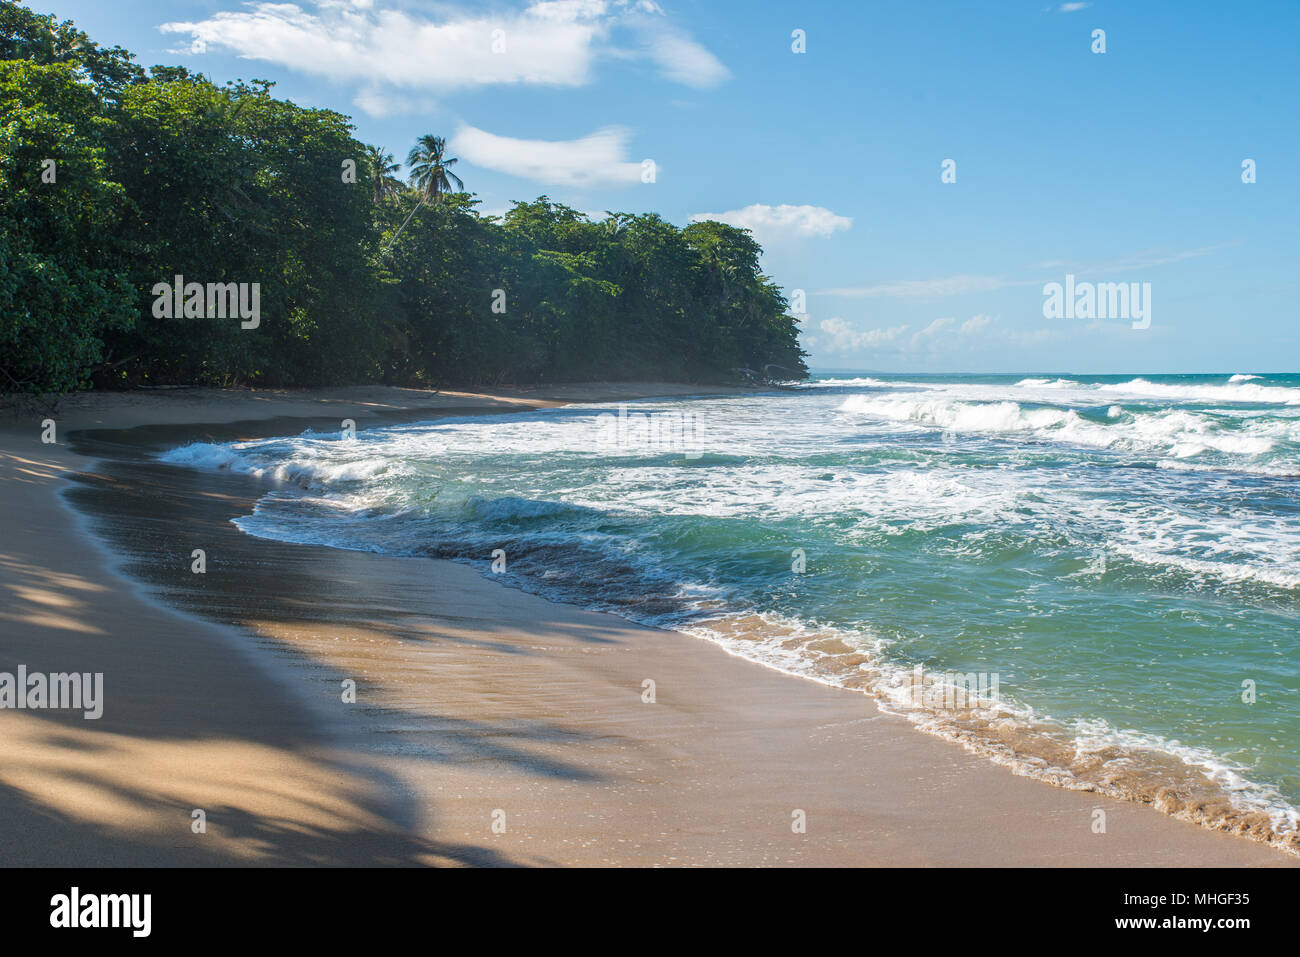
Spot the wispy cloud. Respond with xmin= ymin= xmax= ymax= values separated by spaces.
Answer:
xmin=820 ymin=245 xmax=1236 ymax=300
xmin=821 ymin=274 xmax=1015 ymax=300
xmin=1058 ymin=2 xmax=1092 ymax=12
xmin=815 ymin=318 xmax=909 ymax=354
xmin=690 ymin=204 xmax=852 ymax=241
xmin=1091 ymin=243 xmax=1241 ymax=272
xmin=907 ymin=314 xmax=996 ymax=350
xmin=159 ymin=0 xmax=727 ymax=116
xmin=811 ymin=314 xmax=996 ymax=355
xmin=450 ymin=125 xmax=645 ymax=187
xmin=641 ymin=23 xmax=729 ymax=86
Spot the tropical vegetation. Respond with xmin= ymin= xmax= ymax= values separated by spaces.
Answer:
xmin=0 ymin=2 xmax=807 ymax=393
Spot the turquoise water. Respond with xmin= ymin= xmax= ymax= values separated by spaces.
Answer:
xmin=163 ymin=374 xmax=1300 ymax=849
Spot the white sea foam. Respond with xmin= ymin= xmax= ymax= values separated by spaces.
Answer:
xmin=1015 ymin=377 xmax=1079 ymax=389
xmin=156 ymin=383 xmax=1300 ymax=851
xmin=1067 ymin=719 xmax=1300 ymax=835
xmin=1109 ymin=542 xmax=1300 ymax=590
xmin=161 ymin=441 xmax=394 ymax=487
xmin=683 ymin=609 xmax=1300 ymax=843
xmin=805 ymin=376 xmax=894 ymax=388
xmin=159 ymin=441 xmax=250 ymax=471
xmin=1099 ymin=376 xmax=1300 ymax=405
xmin=836 ymin=393 xmax=1279 ymax=459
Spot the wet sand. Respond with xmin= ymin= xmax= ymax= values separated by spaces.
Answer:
xmin=0 ymin=385 xmax=1293 ymax=866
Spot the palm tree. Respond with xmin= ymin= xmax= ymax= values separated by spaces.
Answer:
xmin=406 ymin=134 xmax=463 ymax=204
xmin=383 ymin=135 xmax=464 ymax=254
xmin=365 ymin=145 xmax=403 ymax=204
xmin=602 ymin=211 xmax=635 ymax=237
xmin=702 ymin=245 xmax=740 ymax=305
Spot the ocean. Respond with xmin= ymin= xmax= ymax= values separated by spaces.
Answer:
xmin=160 ymin=373 xmax=1300 ymax=851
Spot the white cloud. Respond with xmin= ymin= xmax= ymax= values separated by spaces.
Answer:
xmin=529 ymin=0 xmax=612 ymax=23
xmin=908 ymin=314 xmax=995 ymax=349
xmin=689 ymin=204 xmax=852 ymax=241
xmin=450 ymin=125 xmax=645 ymax=188
xmin=159 ymin=0 xmax=727 ymax=115
xmin=161 ymin=2 xmax=598 ymax=91
xmin=817 ymin=318 xmax=908 ymax=354
xmin=1094 ymin=243 xmax=1238 ymax=273
xmin=821 ymin=274 xmax=1012 ymax=299
xmin=644 ymin=28 xmax=729 ymax=87
xmin=811 ymin=314 xmax=996 ymax=356
xmin=1058 ymin=2 xmax=1091 ymax=12
xmin=819 ymin=244 xmax=1234 ymax=302
xmin=351 ymin=86 xmax=435 ymax=118
xmin=908 ymin=317 xmax=952 ymax=350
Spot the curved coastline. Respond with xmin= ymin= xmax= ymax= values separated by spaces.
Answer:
xmin=1 ymin=384 xmax=1293 ymax=866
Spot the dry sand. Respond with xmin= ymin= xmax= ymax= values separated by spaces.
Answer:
xmin=0 ymin=385 xmax=1292 ymax=866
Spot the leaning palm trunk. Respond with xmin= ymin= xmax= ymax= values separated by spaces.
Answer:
xmin=382 ymin=192 xmax=428 ymax=255
xmin=383 ymin=134 xmax=463 ymax=255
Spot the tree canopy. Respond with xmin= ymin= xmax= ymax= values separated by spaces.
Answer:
xmin=0 ymin=1 xmax=807 ymax=393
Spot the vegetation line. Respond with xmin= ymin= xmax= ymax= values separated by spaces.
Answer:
xmin=0 ymin=2 xmax=807 ymax=393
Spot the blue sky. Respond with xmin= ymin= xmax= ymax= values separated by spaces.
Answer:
xmin=36 ymin=0 xmax=1300 ymax=373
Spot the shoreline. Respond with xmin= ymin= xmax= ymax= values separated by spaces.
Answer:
xmin=2 ymin=384 xmax=1293 ymax=866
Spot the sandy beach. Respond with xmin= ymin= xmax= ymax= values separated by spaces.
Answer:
xmin=0 ymin=384 xmax=1292 ymax=867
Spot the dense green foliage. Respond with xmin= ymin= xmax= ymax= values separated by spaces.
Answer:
xmin=0 ymin=2 xmax=806 ymax=393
